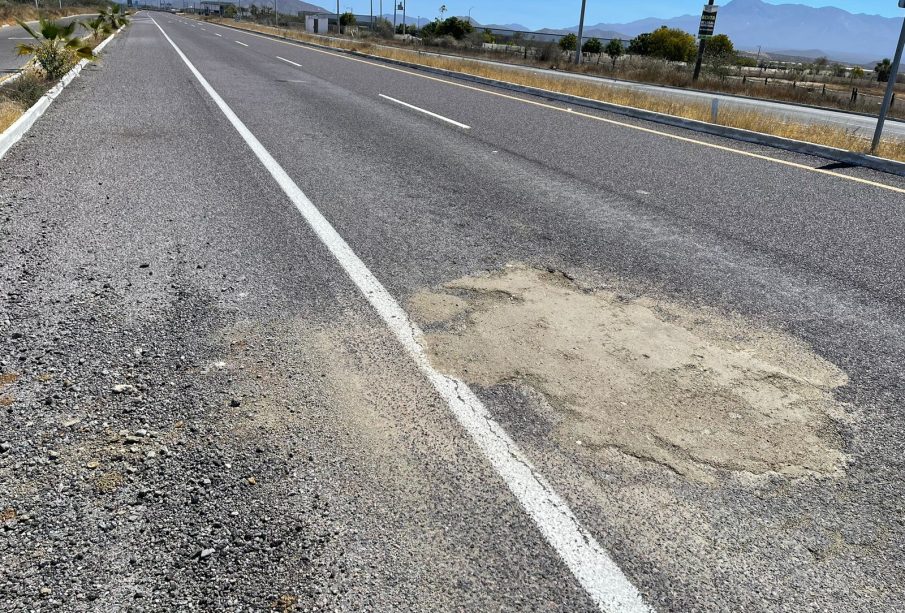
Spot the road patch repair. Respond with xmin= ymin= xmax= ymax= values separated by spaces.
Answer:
xmin=409 ymin=264 xmax=852 ymax=481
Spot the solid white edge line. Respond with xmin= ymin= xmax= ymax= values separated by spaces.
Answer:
xmin=379 ymin=93 xmax=470 ymax=129
xmin=151 ymin=16 xmax=651 ymax=613
xmin=276 ymin=56 xmax=302 ymax=67
xmin=235 ymin=40 xmax=249 ymax=46
xmin=0 ymin=25 xmax=123 ymax=160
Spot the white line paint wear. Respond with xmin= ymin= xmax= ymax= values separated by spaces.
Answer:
xmin=214 ymin=33 xmax=222 ymax=37
xmin=150 ymin=17 xmax=650 ymax=613
xmin=235 ymin=40 xmax=248 ymax=47
xmin=378 ymin=93 xmax=470 ymax=129
xmin=276 ymin=56 xmax=302 ymax=67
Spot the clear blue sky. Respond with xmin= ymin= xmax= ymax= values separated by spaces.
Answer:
xmin=340 ymin=1 xmax=903 ymax=29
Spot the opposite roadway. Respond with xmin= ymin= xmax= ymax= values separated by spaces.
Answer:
xmin=0 ymin=12 xmax=902 ymax=612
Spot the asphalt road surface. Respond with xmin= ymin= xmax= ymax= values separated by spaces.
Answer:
xmin=298 ymin=29 xmax=905 ymax=139
xmin=1 ymin=12 xmax=903 ymax=612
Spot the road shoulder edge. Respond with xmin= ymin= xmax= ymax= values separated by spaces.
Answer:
xmin=0 ymin=25 xmax=123 ymax=161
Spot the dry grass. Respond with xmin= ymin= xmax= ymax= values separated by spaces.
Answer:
xmin=0 ymin=99 xmax=25 ymax=132
xmin=0 ymin=4 xmax=97 ymax=26
xmin=212 ymin=18 xmax=905 ymax=162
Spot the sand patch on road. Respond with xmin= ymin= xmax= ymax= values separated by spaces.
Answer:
xmin=410 ymin=264 xmax=850 ymax=480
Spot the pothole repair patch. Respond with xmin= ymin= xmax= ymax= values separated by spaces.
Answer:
xmin=409 ymin=264 xmax=851 ymax=479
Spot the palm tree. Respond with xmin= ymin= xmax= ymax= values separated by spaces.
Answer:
xmin=15 ymin=18 xmax=95 ymax=80
xmin=99 ymin=4 xmax=131 ymax=30
xmin=82 ymin=16 xmax=112 ymax=42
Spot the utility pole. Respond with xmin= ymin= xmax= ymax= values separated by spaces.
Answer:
xmin=574 ymin=0 xmax=587 ymax=65
xmin=393 ymin=0 xmax=396 ymax=31
xmin=274 ymin=0 xmax=278 ymax=27
xmin=402 ymin=0 xmax=406 ymax=36
xmin=370 ymin=0 xmax=373 ymax=31
xmin=336 ymin=0 xmax=340 ymax=34
xmin=693 ymin=0 xmax=718 ymax=81
xmin=872 ymin=4 xmax=905 ymax=155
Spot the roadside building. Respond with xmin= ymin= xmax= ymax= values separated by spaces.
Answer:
xmin=198 ymin=0 xmax=235 ymax=16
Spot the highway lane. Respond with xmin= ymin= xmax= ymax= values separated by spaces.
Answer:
xmin=205 ymin=21 xmax=905 ymax=139
xmin=1 ymin=13 xmax=904 ymax=612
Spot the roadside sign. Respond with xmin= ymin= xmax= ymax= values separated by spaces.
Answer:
xmin=698 ymin=4 xmax=719 ymax=39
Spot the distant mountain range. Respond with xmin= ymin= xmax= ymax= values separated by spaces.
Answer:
xmin=557 ymin=0 xmax=902 ymax=65
xmin=194 ymin=0 xmax=902 ymax=66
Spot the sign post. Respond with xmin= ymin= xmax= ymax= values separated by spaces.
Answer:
xmin=692 ymin=2 xmax=719 ymax=82
xmin=574 ymin=0 xmax=588 ymax=65
xmin=872 ymin=2 xmax=905 ymax=155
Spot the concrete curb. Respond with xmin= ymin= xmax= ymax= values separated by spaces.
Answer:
xmin=0 ymin=26 xmax=122 ymax=160
xmin=207 ymin=19 xmax=905 ymax=177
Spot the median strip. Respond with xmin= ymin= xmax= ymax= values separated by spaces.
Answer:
xmin=0 ymin=24 xmax=124 ymax=159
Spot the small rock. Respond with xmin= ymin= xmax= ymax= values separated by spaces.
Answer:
xmin=0 ymin=442 xmax=10 ymax=453
xmin=229 ymin=398 xmax=241 ymax=408
xmin=86 ymin=461 xmax=100 ymax=470
xmin=48 ymin=450 xmax=59 ymax=459
xmin=39 ymin=587 xmax=51 ymax=596
xmin=199 ymin=548 xmax=215 ymax=559
xmin=135 ymin=429 xmax=148 ymax=438
xmin=247 ymin=476 xmax=256 ymax=485
xmin=111 ymin=384 xmax=137 ymax=395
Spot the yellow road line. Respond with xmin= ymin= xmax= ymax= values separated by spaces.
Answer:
xmin=195 ymin=20 xmax=905 ymax=195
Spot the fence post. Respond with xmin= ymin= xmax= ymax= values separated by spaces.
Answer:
xmin=711 ymin=98 xmax=719 ymax=122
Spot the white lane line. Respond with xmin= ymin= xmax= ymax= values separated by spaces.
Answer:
xmin=214 ymin=33 xmax=222 ymax=37
xmin=379 ymin=93 xmax=470 ymax=129
xmin=276 ymin=56 xmax=302 ymax=67
xmin=235 ymin=40 xmax=249 ymax=47
xmin=151 ymin=16 xmax=650 ymax=613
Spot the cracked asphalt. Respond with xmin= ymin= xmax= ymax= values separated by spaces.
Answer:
xmin=0 ymin=12 xmax=903 ymax=612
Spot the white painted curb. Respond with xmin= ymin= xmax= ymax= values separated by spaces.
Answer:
xmin=0 ymin=26 xmax=122 ymax=160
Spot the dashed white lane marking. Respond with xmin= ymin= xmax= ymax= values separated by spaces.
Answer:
xmin=276 ymin=56 xmax=302 ymax=67
xmin=151 ymin=16 xmax=651 ymax=613
xmin=234 ymin=40 xmax=248 ymax=47
xmin=378 ymin=93 xmax=470 ymax=129
xmin=214 ymin=33 xmax=222 ymax=37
